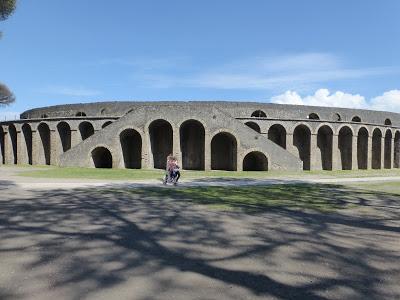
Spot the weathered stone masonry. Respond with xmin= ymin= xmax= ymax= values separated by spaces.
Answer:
xmin=1 ymin=101 xmax=400 ymax=171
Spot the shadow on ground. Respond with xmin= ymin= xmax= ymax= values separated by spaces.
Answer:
xmin=0 ymin=183 xmax=399 ymax=299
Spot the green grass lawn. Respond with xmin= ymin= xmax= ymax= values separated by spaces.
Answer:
xmin=16 ymin=165 xmax=400 ymax=181
xmin=106 ymin=181 xmax=400 ymax=212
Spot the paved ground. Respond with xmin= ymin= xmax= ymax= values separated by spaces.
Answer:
xmin=0 ymin=168 xmax=400 ymax=299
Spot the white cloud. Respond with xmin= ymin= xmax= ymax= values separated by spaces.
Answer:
xmin=370 ymin=90 xmax=400 ymax=112
xmin=0 ymin=111 xmax=20 ymax=121
xmin=270 ymin=89 xmax=400 ymax=113
xmin=40 ymin=86 xmax=102 ymax=97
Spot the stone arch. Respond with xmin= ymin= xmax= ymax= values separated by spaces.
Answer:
xmin=0 ymin=126 xmax=4 ymax=164
xmin=335 ymin=113 xmax=342 ymax=121
xmin=372 ymin=128 xmax=382 ymax=169
xmin=338 ymin=126 xmax=353 ymax=170
xmin=384 ymin=129 xmax=393 ymax=169
xmin=8 ymin=124 xmax=17 ymax=164
xmin=385 ymin=118 xmax=392 ymax=126
xmin=357 ymin=127 xmax=369 ymax=170
xmin=76 ymin=112 xmax=86 ymax=117
xmin=38 ymin=123 xmax=51 ymax=165
xmin=352 ymin=116 xmax=361 ymax=122
xmin=211 ymin=132 xmax=237 ymax=171
xmin=100 ymin=108 xmax=107 ymax=115
xmin=395 ymin=131 xmax=400 ymax=168
xmin=57 ymin=122 xmax=71 ymax=153
xmin=102 ymin=121 xmax=113 ymax=128
xmin=120 ymin=129 xmax=142 ymax=169
xmin=22 ymin=123 xmax=33 ymax=165
xmin=293 ymin=124 xmax=311 ymax=170
xmin=79 ymin=121 xmax=95 ymax=140
xmin=40 ymin=114 xmax=48 ymax=119
xmin=245 ymin=121 xmax=261 ymax=133
xmin=180 ymin=119 xmax=205 ymax=170
xmin=317 ymin=125 xmax=333 ymax=170
xmin=251 ymin=110 xmax=267 ymax=118
xmin=243 ymin=151 xmax=268 ymax=171
xmin=91 ymin=147 xmax=112 ymax=168
xmin=308 ymin=113 xmax=320 ymax=120
xmin=149 ymin=119 xmax=173 ymax=169
xmin=268 ymin=124 xmax=286 ymax=149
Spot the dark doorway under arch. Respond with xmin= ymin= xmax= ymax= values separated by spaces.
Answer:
xmin=384 ymin=130 xmax=392 ymax=169
xmin=57 ymin=122 xmax=71 ymax=153
xmin=79 ymin=122 xmax=95 ymax=140
xmin=22 ymin=124 xmax=33 ymax=165
xmin=149 ymin=119 xmax=173 ymax=169
xmin=395 ymin=132 xmax=400 ymax=168
xmin=243 ymin=151 xmax=268 ymax=171
xmin=268 ymin=124 xmax=286 ymax=149
xmin=245 ymin=121 xmax=261 ymax=133
xmin=0 ymin=127 xmax=4 ymax=164
xmin=317 ymin=126 xmax=333 ymax=170
xmin=293 ymin=125 xmax=311 ymax=170
xmin=372 ymin=129 xmax=382 ymax=169
xmin=38 ymin=123 xmax=51 ymax=165
xmin=120 ymin=129 xmax=142 ymax=169
xmin=251 ymin=110 xmax=266 ymax=118
xmin=180 ymin=120 xmax=205 ymax=170
xmin=338 ymin=126 xmax=353 ymax=170
xmin=92 ymin=147 xmax=112 ymax=168
xmin=211 ymin=132 xmax=237 ymax=171
xmin=357 ymin=128 xmax=368 ymax=170
xmin=308 ymin=113 xmax=320 ymax=120
xmin=8 ymin=124 xmax=18 ymax=164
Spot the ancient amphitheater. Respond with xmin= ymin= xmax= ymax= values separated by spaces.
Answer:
xmin=0 ymin=101 xmax=399 ymax=172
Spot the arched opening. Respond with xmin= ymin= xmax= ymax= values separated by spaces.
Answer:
xmin=149 ymin=119 xmax=173 ymax=169
xmin=384 ymin=130 xmax=392 ymax=169
xmin=8 ymin=124 xmax=17 ymax=164
xmin=385 ymin=118 xmax=392 ymax=126
xmin=357 ymin=127 xmax=368 ymax=170
xmin=317 ymin=126 xmax=333 ymax=170
xmin=211 ymin=132 xmax=237 ymax=171
xmin=243 ymin=151 xmax=268 ymax=171
xmin=0 ymin=127 xmax=4 ymax=164
xmin=38 ymin=123 xmax=51 ymax=165
xmin=245 ymin=121 xmax=261 ymax=133
xmin=100 ymin=108 xmax=106 ymax=115
xmin=372 ymin=128 xmax=382 ymax=169
xmin=79 ymin=122 xmax=94 ymax=140
xmin=22 ymin=124 xmax=33 ymax=165
xmin=338 ymin=126 xmax=353 ymax=170
xmin=102 ymin=121 xmax=113 ymax=128
xmin=308 ymin=113 xmax=320 ymax=120
xmin=91 ymin=147 xmax=112 ymax=168
xmin=40 ymin=114 xmax=48 ymax=119
xmin=251 ymin=110 xmax=266 ymax=118
xmin=180 ymin=120 xmax=205 ymax=170
xmin=76 ymin=112 xmax=87 ymax=117
xmin=268 ymin=124 xmax=286 ymax=149
xmin=335 ymin=113 xmax=342 ymax=121
xmin=352 ymin=116 xmax=361 ymax=122
xmin=293 ymin=125 xmax=311 ymax=170
xmin=120 ymin=129 xmax=142 ymax=169
xmin=57 ymin=122 xmax=71 ymax=153
xmin=395 ymin=132 xmax=400 ymax=168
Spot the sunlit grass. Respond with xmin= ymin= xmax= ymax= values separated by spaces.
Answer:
xmin=16 ymin=165 xmax=400 ymax=181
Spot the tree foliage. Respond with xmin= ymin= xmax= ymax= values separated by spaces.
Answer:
xmin=0 ymin=83 xmax=15 ymax=105
xmin=0 ymin=0 xmax=16 ymax=21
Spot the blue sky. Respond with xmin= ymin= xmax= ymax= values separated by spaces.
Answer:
xmin=1 ymin=0 xmax=400 ymax=119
